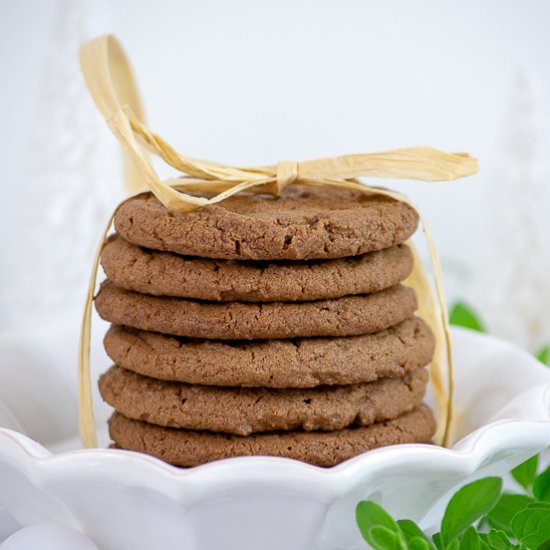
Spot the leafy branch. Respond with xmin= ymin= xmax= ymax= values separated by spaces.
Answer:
xmin=356 ymin=455 xmax=550 ymax=549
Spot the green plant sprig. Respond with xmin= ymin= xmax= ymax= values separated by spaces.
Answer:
xmin=356 ymin=454 xmax=550 ymax=549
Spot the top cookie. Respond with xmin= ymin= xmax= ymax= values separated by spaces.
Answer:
xmin=114 ymin=185 xmax=419 ymax=260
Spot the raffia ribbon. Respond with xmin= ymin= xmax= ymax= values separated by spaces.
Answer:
xmin=78 ymin=34 xmax=478 ymax=450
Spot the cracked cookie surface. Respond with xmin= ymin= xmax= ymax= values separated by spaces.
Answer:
xmin=103 ymin=317 xmax=434 ymax=387
xmin=101 ymin=235 xmax=414 ymax=301
xmin=99 ymin=366 xmax=428 ymax=435
xmin=108 ymin=405 xmax=436 ymax=467
xmin=114 ymin=185 xmax=419 ymax=260
xmin=95 ymin=281 xmax=417 ymax=340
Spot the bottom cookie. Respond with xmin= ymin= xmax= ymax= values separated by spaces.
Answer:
xmin=108 ymin=405 xmax=436 ymax=467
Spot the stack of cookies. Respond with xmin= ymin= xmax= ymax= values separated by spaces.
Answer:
xmin=95 ymin=184 xmax=436 ymax=467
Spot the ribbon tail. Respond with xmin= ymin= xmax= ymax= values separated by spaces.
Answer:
xmin=78 ymin=212 xmax=118 ymax=448
xmin=405 ymin=237 xmax=454 ymax=447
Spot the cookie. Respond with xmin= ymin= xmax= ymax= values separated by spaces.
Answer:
xmin=108 ymin=405 xmax=436 ymax=467
xmin=99 ymin=366 xmax=428 ymax=436
xmin=95 ymin=281 xmax=417 ymax=340
xmin=114 ymin=185 xmax=419 ymax=260
xmin=101 ymin=235 xmax=413 ymax=302
xmin=104 ymin=317 xmax=434 ymax=388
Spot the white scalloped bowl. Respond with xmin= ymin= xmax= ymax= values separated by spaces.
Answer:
xmin=1 ymin=326 xmax=550 ymax=550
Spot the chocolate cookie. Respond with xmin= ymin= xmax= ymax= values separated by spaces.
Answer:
xmin=99 ymin=366 xmax=428 ymax=436
xmin=101 ymin=235 xmax=413 ymax=301
xmin=104 ymin=317 xmax=435 ymax=388
xmin=95 ymin=281 xmax=417 ymax=340
xmin=114 ymin=185 xmax=419 ymax=260
xmin=108 ymin=405 xmax=436 ymax=467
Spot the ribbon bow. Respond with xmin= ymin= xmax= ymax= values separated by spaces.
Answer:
xmin=79 ymin=35 xmax=477 ymax=208
xmin=78 ymin=34 xmax=479 ymax=449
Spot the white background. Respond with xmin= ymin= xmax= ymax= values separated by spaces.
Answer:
xmin=1 ymin=1 xmax=550 ymax=545
xmin=1 ymin=0 xmax=550 ymax=350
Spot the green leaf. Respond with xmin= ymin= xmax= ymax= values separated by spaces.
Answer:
xmin=487 ymin=493 xmax=535 ymax=534
xmin=441 ymin=477 xmax=503 ymax=545
xmin=536 ymin=345 xmax=549 ymax=366
xmin=486 ymin=529 xmax=515 ymax=549
xmin=397 ymin=519 xmax=435 ymax=548
xmin=432 ymin=533 xmax=460 ymax=550
xmin=408 ymin=538 xmax=435 ymax=550
xmin=511 ymin=505 xmax=550 ymax=548
xmin=534 ymin=468 xmax=550 ymax=502
xmin=512 ymin=455 xmax=539 ymax=491
xmin=478 ymin=539 xmax=493 ymax=550
xmin=432 ymin=532 xmax=444 ymax=550
xmin=449 ymin=302 xmax=485 ymax=332
xmin=369 ymin=526 xmax=405 ymax=549
xmin=526 ymin=502 xmax=550 ymax=513
xmin=356 ymin=501 xmax=406 ymax=549
xmin=460 ymin=526 xmax=482 ymax=549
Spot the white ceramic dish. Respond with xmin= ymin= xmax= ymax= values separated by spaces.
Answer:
xmin=1 ymin=326 xmax=550 ymax=550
